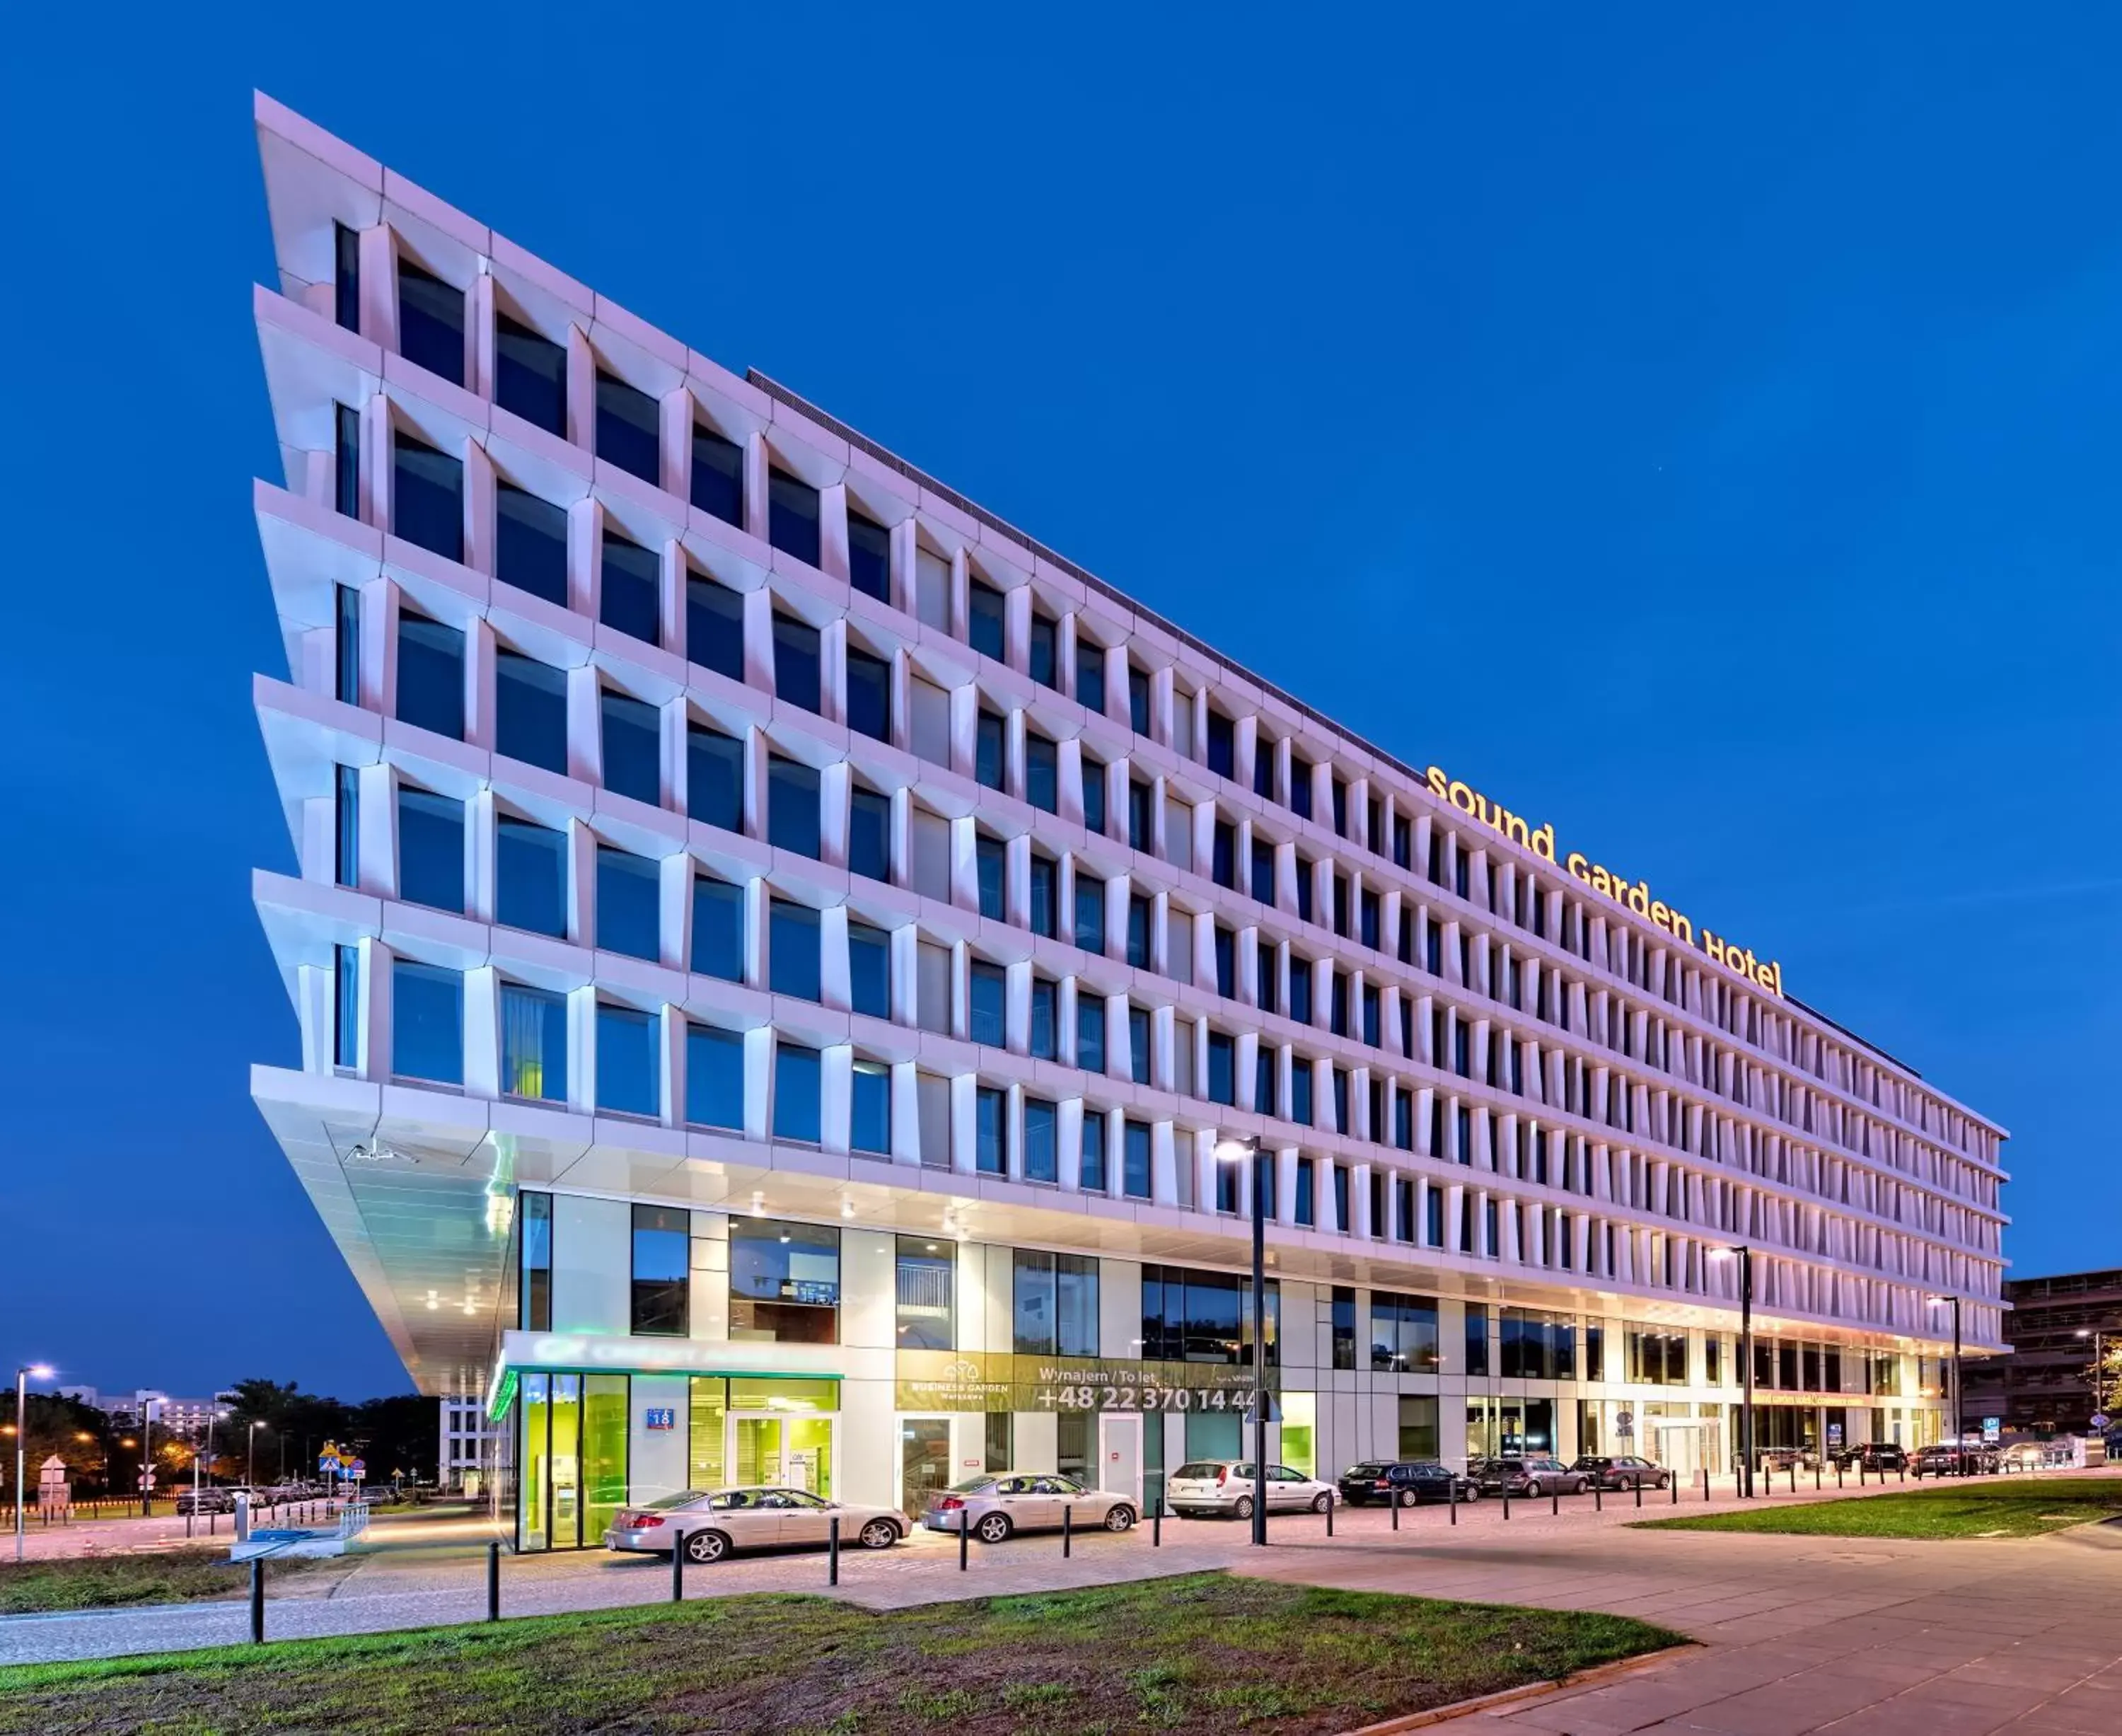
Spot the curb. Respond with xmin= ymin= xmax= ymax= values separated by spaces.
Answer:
xmin=1335 ymin=1643 xmax=1697 ymax=1735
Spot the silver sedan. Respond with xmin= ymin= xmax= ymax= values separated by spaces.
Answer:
xmin=920 ymin=1471 xmax=1138 ymax=1543
xmin=603 ymin=1486 xmax=907 ymax=1564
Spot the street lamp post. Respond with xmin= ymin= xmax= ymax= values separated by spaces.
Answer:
xmin=2075 ymin=1329 xmax=2110 ymax=1431
xmin=14 ymin=1364 xmax=55 ymax=1563
xmin=140 ymin=1399 xmax=158 ymax=1518
xmin=248 ymin=1421 xmax=261 ymax=1489
xmin=1710 ymin=1246 xmax=1754 ymax=1496
xmin=1927 ymin=1296 xmax=1964 ymax=1475
xmin=1214 ymin=1137 xmax=1270 ymax=1547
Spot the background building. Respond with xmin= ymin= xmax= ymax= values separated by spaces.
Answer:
xmin=439 ymin=1395 xmax=499 ymax=1495
xmin=1961 ymin=1268 xmax=2122 ymax=1437
xmin=246 ymin=94 xmax=2010 ymax=1548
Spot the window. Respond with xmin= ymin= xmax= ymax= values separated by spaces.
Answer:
xmin=1333 ymin=1162 xmax=1351 ymax=1229
xmin=601 ymin=689 xmax=661 ymax=805
xmin=1026 ymin=733 xmax=1058 ymax=813
xmin=500 ymin=985 xmax=567 ymax=1101
xmin=968 ymin=580 xmax=1004 ymax=659
xmin=767 ymin=467 xmax=821 ymax=565
xmin=1372 ymin=1292 xmax=1440 ymax=1372
xmin=391 ymin=959 xmax=462 ymax=1084
xmin=1254 ymin=1049 xmax=1277 ymax=1116
xmin=1024 ymin=1096 xmax=1058 ymax=1182
xmin=1126 ymin=895 xmax=1151 ymax=968
xmin=496 ymin=649 xmax=567 ymax=772
xmin=687 ymin=725 xmax=743 ymax=832
xmin=1289 ymin=756 xmax=1313 ymax=820
xmin=1028 ymin=854 xmax=1057 ymax=939
xmin=758 ymin=756 xmax=826 ymax=861
xmin=1029 ymin=611 xmax=1059 ymax=689
xmin=1123 ymin=1119 xmax=1152 ymax=1199
xmin=1128 ymin=779 xmax=1154 ymax=852
xmin=850 ymin=921 xmax=891 ymax=1018
xmin=332 ymin=766 xmax=359 ymax=888
xmin=1212 ymin=821 xmax=1236 ymax=889
xmin=1207 ymin=1031 xmax=1236 ymax=1106
xmin=729 ymin=1218 xmax=838 ymax=1343
xmin=1128 ymin=664 xmax=1151 ymax=735
xmin=1331 ymin=1286 xmax=1357 ymax=1370
xmin=1398 ymin=1396 xmax=1440 ymax=1461
xmin=396 ymin=613 xmax=465 ymax=739
xmin=494 ymin=311 xmax=564 ymax=434
xmin=1014 ymin=1251 xmax=1098 ymax=1353
xmin=601 ymin=531 xmax=659 ymax=647
xmin=1077 ymin=996 xmax=1106 ymax=1073
xmin=846 ymin=645 xmax=891 ymax=742
xmin=970 ymin=961 xmax=1006 ymax=1046
xmin=396 ymin=258 xmax=463 ymax=385
xmin=773 ymin=612 xmax=822 ymax=713
xmin=847 ymin=509 xmax=891 ymax=601
xmin=1213 ymin=927 xmax=1236 ymax=997
xmin=1206 ymin=709 xmax=1235 ymax=779
xmin=332 ymin=944 xmax=359 ymax=1066
xmin=769 ymin=899 xmax=822 ymax=1001
xmin=1625 ymin=1330 xmax=1688 ymax=1385
xmin=1291 ymin=1063 xmax=1314 ymax=1126
xmin=692 ymin=425 xmax=743 ymax=526
xmin=393 ymin=430 xmax=463 ymax=564
xmin=1294 ymin=1157 xmax=1315 ymax=1227
xmin=1257 ymin=942 xmax=1278 ymax=1015
xmin=596 ymin=845 xmax=660 ymax=961
xmin=397 ymin=787 xmax=464 ymax=913
xmin=686 ymin=572 xmax=744 ymax=681
xmin=495 ymin=483 xmax=568 ymax=606
xmin=851 ymin=1061 xmax=891 ymax=1155
xmin=912 ymin=811 xmax=951 ymax=903
xmin=1362 ymin=985 xmax=1381 ymax=1048
xmin=1128 ymin=1007 xmax=1152 ymax=1084
xmin=975 ymin=1086 xmax=1008 ymax=1174
xmin=772 ymin=1042 xmax=823 ymax=1142
xmin=1289 ymin=962 xmax=1313 ymax=1026
xmin=1294 ymin=856 xmax=1314 ymax=922
xmin=1331 ymin=777 xmax=1349 ymax=838
xmin=332 ymin=221 xmax=359 ymax=332
xmin=975 ymin=710 xmax=1005 ymax=792
xmin=849 ymin=786 xmax=891 ymax=882
xmin=595 ymin=370 xmax=659 ymax=483
xmin=1082 ymin=754 xmax=1106 ymax=835
xmin=975 ymin=835 xmax=1005 ymax=920
xmin=1080 ymin=1109 xmax=1108 ymax=1190
xmin=519 ymin=1191 xmax=551 ymax=1331
xmin=685 ymin=1024 xmax=743 ymax=1128
xmin=1359 ymin=889 xmax=1381 ymax=951
xmin=895 ymin=1236 xmax=953 ymax=1350
xmin=1251 ymin=838 xmax=1275 ymax=904
xmin=691 ymin=875 xmax=743 ymax=980
xmin=1076 ymin=639 xmax=1106 ymax=713
xmin=630 ymin=1205 xmax=688 ymax=1336
xmin=334 ymin=406 xmax=360 ymax=521
xmin=1500 ymin=1308 xmax=1575 ymax=1379
xmin=1140 ymin=1263 xmax=1279 ymax=1365
xmin=1253 ymin=739 xmax=1275 ymax=799
xmin=497 ymin=816 xmax=566 ymax=936
xmin=1028 ymin=977 xmax=1057 ymax=1059
xmin=1074 ymin=876 xmax=1106 ymax=954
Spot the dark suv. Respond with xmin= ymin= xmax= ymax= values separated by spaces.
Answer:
xmin=1828 ymin=1442 xmax=1907 ymax=1472
xmin=1337 ymin=1461 xmax=1478 ymax=1507
xmin=1470 ymin=1455 xmax=1589 ymax=1496
xmin=1570 ymin=1454 xmax=1670 ymax=1491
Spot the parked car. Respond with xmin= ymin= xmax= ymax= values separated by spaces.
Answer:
xmin=1997 ymin=1442 xmax=2050 ymax=1474
xmin=1828 ymin=1442 xmax=1907 ymax=1472
xmin=1469 ymin=1455 xmax=1589 ymax=1497
xmin=175 ymin=1488 xmax=235 ymax=1516
xmin=1758 ymin=1447 xmax=1816 ymax=1474
xmin=1337 ymin=1461 xmax=1480 ymax=1507
xmin=604 ymin=1487 xmax=906 ymax=1564
xmin=1912 ymin=1444 xmax=1996 ymax=1476
xmin=1166 ymin=1461 xmax=1334 ymax=1519
xmin=920 ymin=1471 xmax=1137 ymax=1544
xmin=1570 ymin=1454 xmax=1671 ymax=1491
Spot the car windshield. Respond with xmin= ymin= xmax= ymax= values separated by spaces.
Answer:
xmin=944 ymin=1477 xmax=996 ymax=1495
xmin=1346 ymin=1463 xmax=1388 ymax=1477
xmin=1174 ymin=1462 xmax=1227 ymax=1479
xmin=641 ymin=1491 xmax=712 ymax=1510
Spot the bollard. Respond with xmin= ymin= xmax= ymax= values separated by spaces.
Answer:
xmin=1836 ymin=1462 xmax=1844 ymax=1488
xmin=1594 ymin=1481 xmax=1602 ymax=1514
xmin=210 ymin=1511 xmax=217 ymax=1537
xmin=1062 ymin=1503 xmax=1072 ymax=1559
xmin=1814 ymin=1463 xmax=1821 ymax=1491
xmin=1898 ymin=1462 xmax=1905 ymax=1484
xmin=1325 ymin=1494 xmax=1334 ymax=1538
xmin=1669 ymin=1472 xmax=1677 ymax=1505
xmin=1449 ymin=1488 xmax=1458 ymax=1526
xmin=1391 ymin=1491 xmax=1400 ymax=1531
xmin=958 ymin=1506 xmax=969 ymax=1571
xmin=1550 ymin=1487 xmax=1559 ymax=1517
xmin=187 ymin=1514 xmax=195 ymax=1539
xmin=487 ymin=1540 xmax=500 ymax=1621
xmin=1702 ymin=1469 xmax=1710 ymax=1502
xmin=249 ymin=1558 xmax=266 ymax=1645
xmin=1152 ymin=1499 xmax=1161 ymax=1549
xmin=1633 ymin=1476 xmax=1642 ymax=1510
xmin=671 ymin=1539 xmax=685 ymax=1603
xmin=828 ymin=1517 xmax=840 ymax=1586
xmin=1502 ymin=1488 xmax=1511 ymax=1522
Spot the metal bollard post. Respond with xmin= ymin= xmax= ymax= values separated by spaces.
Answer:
xmin=487 ymin=1540 xmax=500 ymax=1621
xmin=1790 ymin=1466 xmax=1797 ymax=1495
xmin=1062 ymin=1504 xmax=1072 ymax=1560
xmin=249 ymin=1558 xmax=266 ymax=1645
xmin=1815 ymin=1463 xmax=1821 ymax=1491
xmin=1634 ymin=1476 xmax=1642 ymax=1510
xmin=1594 ymin=1481 xmax=1602 ymax=1514
xmin=671 ymin=1540 xmax=684 ymax=1603
xmin=1152 ymin=1498 xmax=1161 ymax=1548
xmin=1502 ymin=1488 xmax=1511 ymax=1522
xmin=1898 ymin=1463 xmax=1906 ymax=1484
xmin=1669 ymin=1473 xmax=1676 ymax=1505
xmin=1325 ymin=1495 xmax=1333 ymax=1538
xmin=210 ymin=1512 xmax=217 ymax=1537
xmin=828 ymin=1517 xmax=840 ymax=1586
xmin=187 ymin=1514 xmax=195 ymax=1539
xmin=1550 ymin=1487 xmax=1559 ymax=1517
xmin=958 ymin=1506 xmax=968 ymax=1571
xmin=1702 ymin=1469 xmax=1710 ymax=1502
xmin=1858 ymin=1462 xmax=1866 ymax=1486
xmin=1449 ymin=1489 xmax=1458 ymax=1526
xmin=1836 ymin=1462 xmax=1844 ymax=1488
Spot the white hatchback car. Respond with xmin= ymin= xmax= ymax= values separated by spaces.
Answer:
xmin=1164 ymin=1460 xmax=1335 ymax=1520
xmin=604 ymin=1486 xmax=907 ymax=1564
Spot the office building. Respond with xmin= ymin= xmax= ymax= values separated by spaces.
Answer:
xmin=1960 ymin=1269 xmax=2122 ymax=1437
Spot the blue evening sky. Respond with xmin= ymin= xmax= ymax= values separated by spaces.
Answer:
xmin=3 ymin=6 xmax=2115 ymax=1399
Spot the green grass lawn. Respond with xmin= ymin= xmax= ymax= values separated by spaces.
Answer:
xmin=0 ymin=1551 xmax=344 ymax=1616
xmin=0 ymin=1573 xmax=1679 ymax=1735
xmin=1635 ymin=1476 xmax=2122 ymax=1541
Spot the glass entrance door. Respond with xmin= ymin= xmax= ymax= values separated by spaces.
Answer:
xmin=729 ymin=1413 xmax=836 ymax=1496
xmin=901 ymin=1418 xmax=951 ymax=1517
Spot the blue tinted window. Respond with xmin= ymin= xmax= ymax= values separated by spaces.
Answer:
xmin=851 ymin=1062 xmax=891 ymax=1154
xmin=969 ymin=581 xmax=1004 ymax=660
xmin=975 ymin=711 xmax=1004 ymax=790
xmin=335 ymin=407 xmax=359 ymax=520
xmin=497 ymin=817 xmax=567 ymax=936
xmin=391 ymin=433 xmax=462 ymax=563
xmin=1024 ymin=1098 xmax=1057 ymax=1182
xmin=687 ymin=725 xmax=743 ymax=831
xmin=1207 ymin=1032 xmax=1235 ymax=1106
xmin=1076 ymin=997 xmax=1106 ymax=1072
xmin=596 ymin=1003 xmax=659 ymax=1116
xmin=773 ymin=613 xmax=821 ymax=713
xmin=1289 ymin=758 xmax=1313 ymax=820
xmin=596 ymin=845 xmax=660 ymax=961
xmin=1126 ymin=896 xmax=1150 ymax=968
xmin=975 ymin=1087 xmax=1007 ymax=1175
xmin=1026 ymin=734 xmax=1058 ymax=813
xmin=392 ymin=959 xmax=463 ymax=1084
xmin=595 ymin=371 xmax=659 ymax=483
xmin=773 ymin=1042 xmax=822 ymax=1142
xmin=847 ymin=511 xmax=890 ymax=601
xmin=396 ymin=260 xmax=463 ymax=386
xmin=1082 ymin=756 xmax=1106 ymax=835
xmin=333 ymin=943 xmax=360 ymax=1067
xmin=333 ymin=221 xmax=359 ymax=332
xmin=769 ymin=899 xmax=821 ymax=1001
xmin=1295 ymin=1159 xmax=1316 ymax=1227
xmin=1127 ymin=666 xmax=1151 ymax=735
xmin=1080 ymin=1110 xmax=1107 ymax=1191
xmin=686 ymin=572 xmax=744 ymax=679
xmin=970 ymin=962 xmax=1005 ymax=1046
xmin=395 ymin=615 xmax=465 ymax=740
xmin=397 ymin=787 xmax=464 ymax=913
xmin=496 ymin=650 xmax=567 ymax=773
xmin=691 ymin=876 xmax=743 ymax=980
xmin=686 ymin=1024 xmax=744 ymax=1128
xmin=767 ymin=468 xmax=820 ymax=566
xmin=1255 ymin=1051 xmax=1277 ymax=1116
xmin=494 ymin=313 xmax=564 ymax=435
xmin=850 ymin=787 xmax=891 ymax=882
xmin=601 ymin=532 xmax=660 ymax=647
xmin=1291 ymin=1064 xmax=1314 ymax=1127
xmin=601 ymin=690 xmax=661 ymax=805
xmin=975 ymin=836 xmax=1004 ymax=920
xmin=1295 ymin=857 xmax=1314 ymax=923
xmin=846 ymin=647 xmax=890 ymax=741
xmin=1028 ymin=855 xmax=1057 ymax=938
xmin=1251 ymin=839 xmax=1275 ymax=904
xmin=1206 ymin=710 xmax=1234 ymax=779
xmin=1030 ymin=613 xmax=1058 ymax=689
xmin=1128 ymin=1007 xmax=1151 ymax=1084
xmin=850 ymin=922 xmax=890 ymax=1019
xmin=335 ymin=584 xmax=360 ymax=700
xmin=501 ymin=983 xmax=568 ymax=1102
xmin=692 ymin=426 xmax=743 ymax=526
xmin=767 ymin=756 xmax=821 ymax=858
xmin=1289 ymin=964 xmax=1314 ymax=1026
xmin=1029 ymin=978 xmax=1057 ymax=1059
xmin=1123 ymin=1120 xmax=1152 ymax=1200
xmin=496 ymin=484 xmax=568 ymax=606
xmin=335 ymin=765 xmax=359 ymax=887
xmin=1076 ymin=640 xmax=1106 ymax=714
xmin=1074 ymin=878 xmax=1105 ymax=954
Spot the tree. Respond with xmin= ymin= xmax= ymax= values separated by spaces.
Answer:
xmin=1 ymin=1392 xmax=116 ymax=1498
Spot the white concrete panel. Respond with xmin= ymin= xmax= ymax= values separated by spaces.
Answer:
xmin=553 ymin=1193 xmax=629 ymax=1335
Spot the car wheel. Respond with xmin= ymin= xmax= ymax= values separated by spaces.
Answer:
xmin=858 ymin=1520 xmax=899 ymax=1550
xmin=1103 ymin=1504 xmax=1136 ymax=1532
xmin=1233 ymin=1495 xmax=1255 ymax=1521
xmin=1525 ymin=1480 xmax=1543 ymax=1498
xmin=975 ymin=1512 xmax=1012 ymax=1544
xmin=1464 ymin=1485 xmax=1481 ymax=1502
xmin=683 ymin=1529 xmax=729 ymax=1566
xmin=1311 ymin=1492 xmax=1333 ymax=1513
xmin=1397 ymin=1488 xmax=1418 ymax=1508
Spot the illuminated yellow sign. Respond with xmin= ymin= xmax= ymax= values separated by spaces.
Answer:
xmin=1423 ymin=765 xmax=1784 ymax=997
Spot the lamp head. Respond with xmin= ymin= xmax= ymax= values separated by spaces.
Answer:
xmin=23 ymin=1364 xmax=54 ymax=1381
xmin=1213 ymin=1137 xmax=1259 ymax=1164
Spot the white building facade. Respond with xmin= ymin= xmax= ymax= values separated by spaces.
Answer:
xmin=439 ymin=1395 xmax=499 ymax=1495
xmin=247 ymin=96 xmax=2010 ymax=1551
